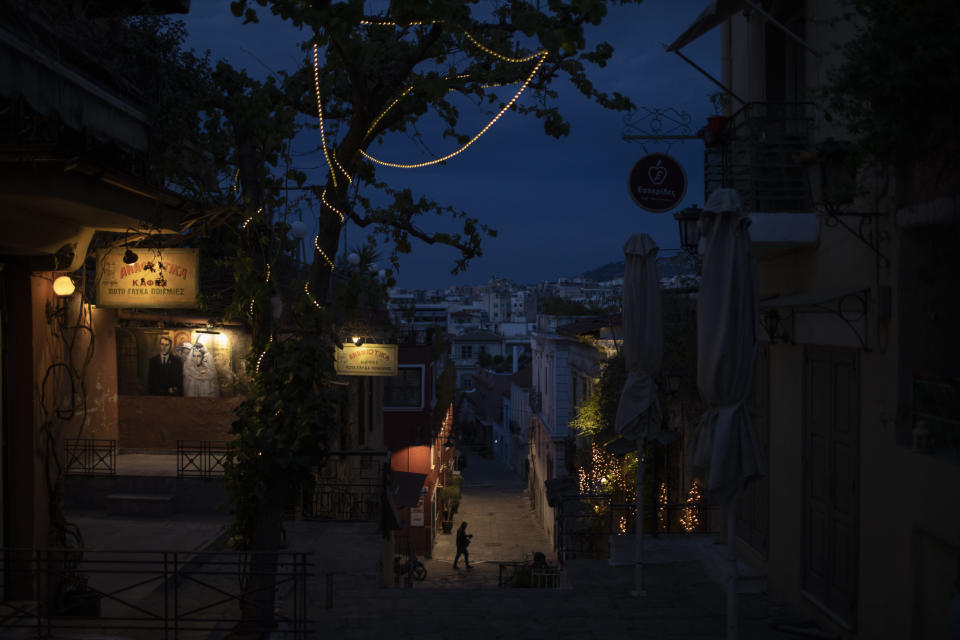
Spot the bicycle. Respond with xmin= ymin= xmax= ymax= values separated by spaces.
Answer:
xmin=395 ymin=550 xmax=427 ymax=582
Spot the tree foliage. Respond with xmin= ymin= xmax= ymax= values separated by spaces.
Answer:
xmin=822 ymin=0 xmax=960 ymax=165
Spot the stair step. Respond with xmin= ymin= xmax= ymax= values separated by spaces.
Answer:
xmin=106 ymin=493 xmax=175 ymax=517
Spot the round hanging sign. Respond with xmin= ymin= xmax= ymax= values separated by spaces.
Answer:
xmin=628 ymin=153 xmax=687 ymax=213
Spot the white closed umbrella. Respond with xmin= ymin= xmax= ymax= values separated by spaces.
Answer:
xmin=690 ymin=188 xmax=765 ymax=640
xmin=613 ymin=233 xmax=664 ymax=597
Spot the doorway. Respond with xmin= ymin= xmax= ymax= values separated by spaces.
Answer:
xmin=803 ymin=347 xmax=860 ymax=626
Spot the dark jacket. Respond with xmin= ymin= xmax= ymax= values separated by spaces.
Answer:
xmin=148 ymin=353 xmax=183 ymax=396
xmin=456 ymin=527 xmax=471 ymax=551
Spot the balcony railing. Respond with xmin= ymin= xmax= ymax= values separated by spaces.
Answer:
xmin=301 ymin=451 xmax=386 ymax=522
xmin=705 ymin=102 xmax=816 ymax=212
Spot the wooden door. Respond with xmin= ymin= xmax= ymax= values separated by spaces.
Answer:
xmin=803 ymin=347 xmax=860 ymax=626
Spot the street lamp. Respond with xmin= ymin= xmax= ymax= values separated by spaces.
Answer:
xmin=673 ymin=205 xmax=702 ymax=257
xmin=800 ymin=138 xmax=889 ymax=268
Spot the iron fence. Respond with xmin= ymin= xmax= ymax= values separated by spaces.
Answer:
xmin=64 ymin=439 xmax=116 ymax=476
xmin=556 ymin=495 xmax=720 ymax=561
xmin=497 ymin=561 xmax=562 ymax=588
xmin=301 ymin=451 xmax=386 ymax=522
xmin=176 ymin=440 xmax=229 ymax=479
xmin=0 ymin=548 xmax=311 ymax=639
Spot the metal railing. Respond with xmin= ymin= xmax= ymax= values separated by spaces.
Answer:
xmin=176 ymin=440 xmax=229 ymax=479
xmin=0 ymin=548 xmax=311 ymax=638
xmin=497 ymin=561 xmax=562 ymax=588
xmin=301 ymin=451 xmax=386 ymax=522
xmin=705 ymin=101 xmax=816 ymax=212
xmin=65 ymin=439 xmax=116 ymax=476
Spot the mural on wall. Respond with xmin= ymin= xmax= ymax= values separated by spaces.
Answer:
xmin=117 ymin=327 xmax=251 ymax=397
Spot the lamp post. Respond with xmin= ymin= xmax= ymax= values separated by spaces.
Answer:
xmin=673 ymin=205 xmax=703 ymax=275
xmin=802 ymin=137 xmax=889 ymax=269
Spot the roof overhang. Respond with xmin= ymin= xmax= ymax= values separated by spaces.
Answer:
xmin=666 ymin=0 xmax=744 ymax=52
xmin=0 ymin=163 xmax=187 ymax=271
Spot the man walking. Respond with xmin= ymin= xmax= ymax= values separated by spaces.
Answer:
xmin=453 ymin=521 xmax=473 ymax=570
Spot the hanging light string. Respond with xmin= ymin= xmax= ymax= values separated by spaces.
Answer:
xmin=331 ymin=150 xmax=352 ymax=184
xmin=256 ymin=334 xmax=274 ymax=373
xmin=320 ymin=188 xmax=345 ymax=223
xmin=242 ymin=206 xmax=264 ymax=230
xmin=314 ymin=234 xmax=336 ymax=271
xmin=312 ymin=43 xmax=338 ymax=190
xmin=304 ymin=280 xmax=324 ymax=311
xmin=460 ymin=30 xmax=546 ymax=63
xmin=358 ymin=50 xmax=547 ymax=169
xmin=312 ymin=20 xmax=548 ymax=170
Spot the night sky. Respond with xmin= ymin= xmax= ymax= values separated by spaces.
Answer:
xmin=181 ymin=1 xmax=720 ymax=289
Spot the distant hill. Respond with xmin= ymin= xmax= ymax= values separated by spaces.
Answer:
xmin=581 ymin=253 xmax=696 ymax=282
xmin=581 ymin=261 xmax=624 ymax=282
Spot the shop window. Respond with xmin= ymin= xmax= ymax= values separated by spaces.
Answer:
xmin=385 ymin=365 xmax=424 ymax=410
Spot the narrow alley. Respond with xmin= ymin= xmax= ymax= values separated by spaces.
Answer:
xmin=310 ymin=450 xmax=809 ymax=640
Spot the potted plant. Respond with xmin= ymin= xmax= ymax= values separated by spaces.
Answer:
xmin=705 ymin=92 xmax=731 ymax=144
xmin=438 ymin=484 xmax=461 ymax=533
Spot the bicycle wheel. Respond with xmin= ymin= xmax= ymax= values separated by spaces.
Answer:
xmin=413 ymin=564 xmax=427 ymax=581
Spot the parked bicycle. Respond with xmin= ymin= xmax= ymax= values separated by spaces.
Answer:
xmin=394 ymin=550 xmax=427 ymax=582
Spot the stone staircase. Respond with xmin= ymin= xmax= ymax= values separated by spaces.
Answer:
xmin=67 ymin=474 xmax=229 ymax=517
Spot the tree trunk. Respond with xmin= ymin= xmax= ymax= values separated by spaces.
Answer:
xmin=230 ymin=487 xmax=287 ymax=638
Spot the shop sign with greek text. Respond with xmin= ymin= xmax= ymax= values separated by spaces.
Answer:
xmin=335 ymin=344 xmax=399 ymax=377
xmin=96 ymin=248 xmax=199 ymax=309
xmin=628 ymin=153 xmax=687 ymax=213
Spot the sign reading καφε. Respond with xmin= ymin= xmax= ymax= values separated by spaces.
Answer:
xmin=96 ymin=248 xmax=199 ymax=309
xmin=334 ymin=344 xmax=399 ymax=377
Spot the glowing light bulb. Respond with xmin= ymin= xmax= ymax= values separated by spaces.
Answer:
xmin=53 ymin=275 xmax=76 ymax=297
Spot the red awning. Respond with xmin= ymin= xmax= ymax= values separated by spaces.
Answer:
xmin=389 ymin=471 xmax=426 ymax=508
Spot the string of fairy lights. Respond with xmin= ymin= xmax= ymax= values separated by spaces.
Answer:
xmin=576 ymin=443 xmax=702 ymax=533
xmin=299 ymin=17 xmax=549 ymax=310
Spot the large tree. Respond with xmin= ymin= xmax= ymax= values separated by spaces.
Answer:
xmin=134 ymin=0 xmax=643 ymax=634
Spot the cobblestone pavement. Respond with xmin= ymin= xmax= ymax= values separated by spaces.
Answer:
xmin=308 ymin=451 xmax=810 ymax=640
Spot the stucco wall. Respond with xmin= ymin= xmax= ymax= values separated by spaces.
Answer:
xmin=117 ymin=395 xmax=241 ymax=449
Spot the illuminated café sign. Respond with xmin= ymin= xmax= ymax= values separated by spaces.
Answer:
xmin=334 ymin=344 xmax=399 ymax=377
xmin=96 ymin=248 xmax=199 ymax=309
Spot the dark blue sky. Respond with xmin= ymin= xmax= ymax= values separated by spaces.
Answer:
xmin=182 ymin=1 xmax=719 ymax=289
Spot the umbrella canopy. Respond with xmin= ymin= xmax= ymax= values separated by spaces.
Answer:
xmin=691 ymin=188 xmax=764 ymax=506
xmin=614 ymin=233 xmax=664 ymax=441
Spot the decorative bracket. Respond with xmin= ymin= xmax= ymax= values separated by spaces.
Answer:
xmin=823 ymin=209 xmax=890 ymax=269
xmin=622 ymin=107 xmax=697 ymax=150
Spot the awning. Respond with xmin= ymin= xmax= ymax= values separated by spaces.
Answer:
xmin=388 ymin=471 xmax=426 ymax=508
xmin=666 ymin=0 xmax=743 ymax=52
xmin=759 ymin=288 xmax=867 ymax=310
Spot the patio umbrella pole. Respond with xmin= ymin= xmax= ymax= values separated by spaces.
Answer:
xmin=726 ymin=489 xmax=742 ymax=640
xmin=632 ymin=436 xmax=645 ymax=596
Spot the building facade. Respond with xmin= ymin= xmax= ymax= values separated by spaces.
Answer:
xmin=669 ymin=3 xmax=960 ymax=637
